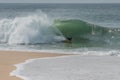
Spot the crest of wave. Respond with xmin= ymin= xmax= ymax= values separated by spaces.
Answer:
xmin=0 ymin=11 xmax=65 ymax=44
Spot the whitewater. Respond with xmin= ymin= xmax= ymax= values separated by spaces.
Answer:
xmin=0 ymin=3 xmax=120 ymax=80
xmin=0 ymin=11 xmax=65 ymax=44
xmin=11 ymin=55 xmax=120 ymax=80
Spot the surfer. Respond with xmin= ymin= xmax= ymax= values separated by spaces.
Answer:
xmin=62 ymin=37 xmax=72 ymax=43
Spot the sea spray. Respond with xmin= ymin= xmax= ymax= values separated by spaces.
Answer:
xmin=0 ymin=11 xmax=65 ymax=44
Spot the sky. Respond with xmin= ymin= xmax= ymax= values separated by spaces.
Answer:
xmin=0 ymin=0 xmax=120 ymax=3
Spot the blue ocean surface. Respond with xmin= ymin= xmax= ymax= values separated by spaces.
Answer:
xmin=0 ymin=3 xmax=120 ymax=55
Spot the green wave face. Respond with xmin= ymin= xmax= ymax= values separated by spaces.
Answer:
xmin=54 ymin=20 xmax=107 ymax=42
xmin=53 ymin=19 xmax=120 ymax=47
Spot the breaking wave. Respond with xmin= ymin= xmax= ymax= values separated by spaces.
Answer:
xmin=0 ymin=10 xmax=120 ymax=47
xmin=54 ymin=19 xmax=120 ymax=46
xmin=0 ymin=11 xmax=65 ymax=44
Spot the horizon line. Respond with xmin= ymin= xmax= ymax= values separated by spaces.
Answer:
xmin=0 ymin=2 xmax=120 ymax=4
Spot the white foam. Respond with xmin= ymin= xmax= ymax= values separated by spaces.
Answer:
xmin=10 ymin=58 xmax=34 ymax=80
xmin=10 ymin=55 xmax=120 ymax=80
xmin=10 ymin=55 xmax=71 ymax=80
xmin=0 ymin=10 xmax=65 ymax=44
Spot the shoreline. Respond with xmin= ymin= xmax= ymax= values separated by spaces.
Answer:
xmin=10 ymin=55 xmax=120 ymax=80
xmin=0 ymin=50 xmax=66 ymax=80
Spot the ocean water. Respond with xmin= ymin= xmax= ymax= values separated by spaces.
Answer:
xmin=0 ymin=3 xmax=120 ymax=55
xmin=5 ymin=3 xmax=120 ymax=80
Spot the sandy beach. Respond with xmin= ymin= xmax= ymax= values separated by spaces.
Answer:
xmin=0 ymin=51 xmax=65 ymax=80
xmin=1 ymin=50 xmax=120 ymax=80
